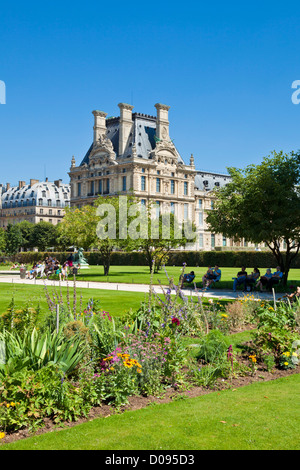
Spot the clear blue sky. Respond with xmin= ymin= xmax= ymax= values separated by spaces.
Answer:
xmin=1 ymin=0 xmax=300 ymax=185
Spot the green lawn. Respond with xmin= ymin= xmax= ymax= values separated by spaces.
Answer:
xmin=2 ymin=374 xmax=299 ymax=450
xmin=0 ymin=283 xmax=149 ymax=318
xmin=3 ymin=265 xmax=300 ymax=290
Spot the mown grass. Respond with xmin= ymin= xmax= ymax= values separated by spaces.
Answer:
xmin=0 ymin=282 xmax=148 ymax=318
xmin=3 ymin=264 xmax=298 ymax=291
xmin=2 ymin=374 xmax=299 ymax=450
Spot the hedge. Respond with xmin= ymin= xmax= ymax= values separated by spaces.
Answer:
xmin=2 ymin=250 xmax=300 ymax=269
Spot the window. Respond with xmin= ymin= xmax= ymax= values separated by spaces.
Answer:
xmin=198 ymin=211 xmax=203 ymax=226
xmin=57 ymin=200 xmax=61 ymax=207
xmin=141 ymin=168 xmax=145 ymax=173
xmin=49 ymin=209 xmax=52 ymax=215
xmin=156 ymin=178 xmax=161 ymax=193
xmin=38 ymin=198 xmax=43 ymax=206
xmin=199 ymin=233 xmax=203 ymax=248
xmin=211 ymin=200 xmax=214 ymax=209
xmin=98 ymin=180 xmax=102 ymax=194
xmin=184 ymin=203 xmax=188 ymax=220
xmin=77 ymin=183 xmax=81 ymax=197
xmin=91 ymin=181 xmax=94 ymax=195
xmin=141 ymin=175 xmax=146 ymax=191
xmin=184 ymin=181 xmax=188 ymax=196
xmin=170 ymin=179 xmax=175 ymax=194
xmin=156 ymin=201 xmax=160 ymax=218
xmin=223 ymin=236 xmax=227 ymax=247
xmin=141 ymin=199 xmax=146 ymax=211
xmin=198 ymin=199 xmax=202 ymax=209
xmin=48 ymin=199 xmax=52 ymax=207
xmin=40 ymin=209 xmax=43 ymax=214
xmin=211 ymin=234 xmax=215 ymax=248
xmin=170 ymin=202 xmax=175 ymax=214
xmin=122 ymin=176 xmax=127 ymax=191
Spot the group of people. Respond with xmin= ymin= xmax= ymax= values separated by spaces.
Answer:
xmin=180 ymin=265 xmax=222 ymax=289
xmin=180 ymin=264 xmax=285 ymax=293
xmin=25 ymin=254 xmax=80 ymax=281
xmin=232 ymin=266 xmax=283 ymax=292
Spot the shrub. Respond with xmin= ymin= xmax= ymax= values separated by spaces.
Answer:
xmin=0 ymin=365 xmax=95 ymax=433
xmin=196 ymin=329 xmax=230 ymax=364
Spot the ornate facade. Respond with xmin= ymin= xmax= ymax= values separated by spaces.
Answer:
xmin=68 ymin=102 xmax=235 ymax=250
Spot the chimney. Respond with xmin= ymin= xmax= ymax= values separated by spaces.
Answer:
xmin=92 ymin=110 xmax=107 ymax=144
xmin=6 ymin=183 xmax=10 ymax=190
xmin=30 ymin=179 xmax=39 ymax=187
xmin=54 ymin=179 xmax=62 ymax=187
xmin=18 ymin=181 xmax=26 ymax=188
xmin=154 ymin=103 xmax=170 ymax=141
xmin=118 ymin=103 xmax=134 ymax=156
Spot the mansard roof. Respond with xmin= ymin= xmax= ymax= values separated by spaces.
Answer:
xmin=194 ymin=171 xmax=231 ymax=192
xmin=80 ymin=113 xmax=185 ymax=166
xmin=1 ymin=180 xmax=70 ymax=208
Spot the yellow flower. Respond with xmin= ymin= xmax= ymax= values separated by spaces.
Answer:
xmin=0 ymin=432 xmax=5 ymax=439
xmin=137 ymin=369 xmax=142 ymax=373
xmin=284 ymin=352 xmax=290 ymax=357
xmin=284 ymin=362 xmax=289 ymax=366
xmin=110 ymin=367 xmax=114 ymax=371
xmin=249 ymin=355 xmax=257 ymax=363
xmin=10 ymin=402 xmax=15 ymax=407
xmin=103 ymin=356 xmax=113 ymax=361
xmin=221 ymin=314 xmax=228 ymax=318
xmin=6 ymin=404 xmax=10 ymax=408
xmin=292 ymin=352 xmax=298 ymax=357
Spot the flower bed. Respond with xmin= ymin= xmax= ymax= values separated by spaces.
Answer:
xmin=0 ymin=268 xmax=299 ymax=445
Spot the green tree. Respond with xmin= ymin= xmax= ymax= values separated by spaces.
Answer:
xmin=0 ymin=227 xmax=6 ymax=253
xmin=125 ymin=201 xmax=196 ymax=273
xmin=206 ymin=150 xmax=300 ymax=285
xmin=59 ymin=195 xmax=139 ymax=275
xmin=30 ymin=221 xmax=58 ymax=251
xmin=5 ymin=224 xmax=23 ymax=255
xmin=17 ymin=221 xmax=35 ymax=250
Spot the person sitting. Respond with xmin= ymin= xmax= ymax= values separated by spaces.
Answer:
xmin=279 ymin=286 xmax=300 ymax=304
xmin=205 ymin=265 xmax=222 ymax=288
xmin=256 ymin=268 xmax=272 ymax=291
xmin=26 ymin=263 xmax=38 ymax=279
xmin=10 ymin=263 xmax=19 ymax=270
xmin=266 ymin=266 xmax=283 ymax=291
xmin=245 ymin=268 xmax=260 ymax=291
xmin=202 ymin=266 xmax=214 ymax=287
xmin=232 ymin=266 xmax=248 ymax=292
xmin=180 ymin=271 xmax=195 ymax=287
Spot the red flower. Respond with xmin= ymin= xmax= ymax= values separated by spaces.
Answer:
xmin=171 ymin=317 xmax=180 ymax=326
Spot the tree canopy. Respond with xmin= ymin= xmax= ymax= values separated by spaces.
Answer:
xmin=206 ymin=150 xmax=300 ymax=284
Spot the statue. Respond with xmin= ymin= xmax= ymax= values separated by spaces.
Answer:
xmin=74 ymin=248 xmax=89 ymax=269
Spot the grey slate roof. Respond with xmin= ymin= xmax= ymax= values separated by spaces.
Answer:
xmin=80 ymin=113 xmax=185 ymax=165
xmin=1 ymin=181 xmax=70 ymax=208
xmin=195 ymin=171 xmax=231 ymax=192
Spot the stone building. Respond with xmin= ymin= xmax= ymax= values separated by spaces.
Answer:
xmin=68 ymin=103 xmax=235 ymax=250
xmin=0 ymin=178 xmax=70 ymax=228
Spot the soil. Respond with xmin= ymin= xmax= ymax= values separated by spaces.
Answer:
xmin=2 ymin=358 xmax=299 ymax=446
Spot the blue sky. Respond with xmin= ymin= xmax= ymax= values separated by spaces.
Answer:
xmin=1 ymin=0 xmax=300 ymax=185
